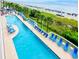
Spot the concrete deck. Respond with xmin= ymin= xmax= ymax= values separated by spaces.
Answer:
xmin=0 ymin=15 xmax=18 ymax=59
xmin=16 ymin=14 xmax=73 ymax=59
xmin=0 ymin=16 xmax=5 ymax=59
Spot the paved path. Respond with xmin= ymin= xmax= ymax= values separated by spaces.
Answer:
xmin=0 ymin=15 xmax=18 ymax=59
xmin=0 ymin=15 xmax=5 ymax=59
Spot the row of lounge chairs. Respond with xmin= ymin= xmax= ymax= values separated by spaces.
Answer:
xmin=49 ymin=33 xmax=78 ymax=58
xmin=34 ymin=25 xmax=48 ymax=38
xmin=27 ymin=20 xmax=36 ymax=27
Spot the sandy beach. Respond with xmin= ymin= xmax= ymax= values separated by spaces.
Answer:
xmin=25 ymin=5 xmax=78 ymax=20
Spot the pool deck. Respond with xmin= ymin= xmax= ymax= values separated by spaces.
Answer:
xmin=0 ymin=15 xmax=18 ymax=59
xmin=16 ymin=14 xmax=73 ymax=59
xmin=0 ymin=16 xmax=5 ymax=59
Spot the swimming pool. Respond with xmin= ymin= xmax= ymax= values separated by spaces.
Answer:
xmin=6 ymin=15 xmax=59 ymax=59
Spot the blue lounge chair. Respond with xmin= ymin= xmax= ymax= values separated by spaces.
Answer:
xmin=8 ymin=25 xmax=15 ymax=33
xmin=34 ymin=26 xmax=37 ymax=29
xmin=8 ymin=28 xmax=14 ymax=33
xmin=36 ymin=26 xmax=39 ymax=31
xmin=63 ymin=42 xmax=69 ymax=51
xmin=36 ymin=26 xmax=38 ymax=30
xmin=8 ymin=26 xmax=12 ymax=32
xmin=49 ymin=33 xmax=54 ymax=39
xmin=40 ymin=30 xmax=43 ymax=34
xmin=43 ymin=32 xmax=46 ymax=36
xmin=57 ymin=38 xmax=62 ymax=46
xmin=43 ymin=33 xmax=48 ymax=38
xmin=72 ymin=48 xmax=78 ymax=58
xmin=10 ymin=29 xmax=15 ymax=33
xmin=45 ymin=33 xmax=48 ymax=38
xmin=52 ymin=33 xmax=54 ymax=37
xmin=52 ymin=35 xmax=57 ymax=42
xmin=38 ymin=28 xmax=41 ymax=32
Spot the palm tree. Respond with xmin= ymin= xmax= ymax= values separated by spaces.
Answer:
xmin=40 ymin=15 xmax=45 ymax=29
xmin=34 ymin=10 xmax=41 ymax=23
xmin=36 ymin=14 xmax=40 ymax=23
xmin=46 ymin=17 xmax=53 ymax=32
xmin=29 ymin=9 xmax=36 ymax=17
xmin=23 ymin=7 xmax=29 ymax=17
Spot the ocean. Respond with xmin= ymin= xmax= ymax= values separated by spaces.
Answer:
xmin=9 ymin=0 xmax=78 ymax=14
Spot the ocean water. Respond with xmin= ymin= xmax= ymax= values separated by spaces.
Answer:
xmin=25 ymin=2 xmax=77 ymax=14
xmin=10 ymin=0 xmax=78 ymax=14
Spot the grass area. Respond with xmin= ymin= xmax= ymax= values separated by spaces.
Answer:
xmin=41 ymin=12 xmax=77 ymax=27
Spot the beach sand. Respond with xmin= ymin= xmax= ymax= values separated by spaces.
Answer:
xmin=25 ymin=5 xmax=78 ymax=20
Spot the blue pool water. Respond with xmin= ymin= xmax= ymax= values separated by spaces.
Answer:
xmin=6 ymin=15 xmax=59 ymax=59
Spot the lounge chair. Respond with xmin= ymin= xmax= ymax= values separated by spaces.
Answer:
xmin=63 ymin=42 xmax=69 ymax=51
xmin=35 ymin=26 xmax=38 ymax=30
xmin=42 ymin=31 xmax=45 ymax=35
xmin=49 ymin=33 xmax=54 ymax=39
xmin=52 ymin=35 xmax=57 ymax=42
xmin=38 ymin=29 xmax=41 ymax=32
xmin=8 ymin=25 xmax=15 ymax=33
xmin=72 ymin=48 xmax=78 ymax=58
xmin=52 ymin=33 xmax=54 ymax=37
xmin=8 ymin=28 xmax=14 ymax=33
xmin=40 ymin=30 xmax=44 ymax=34
xmin=10 ymin=29 xmax=15 ymax=33
xmin=34 ymin=26 xmax=37 ymax=29
xmin=57 ymin=38 xmax=62 ymax=46
xmin=45 ymin=33 xmax=48 ymax=38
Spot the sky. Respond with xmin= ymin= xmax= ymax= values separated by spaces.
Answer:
xmin=6 ymin=0 xmax=77 ymax=7
xmin=6 ymin=0 xmax=77 ymax=3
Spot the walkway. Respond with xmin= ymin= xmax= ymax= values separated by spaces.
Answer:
xmin=0 ymin=16 xmax=5 ymax=59
xmin=0 ymin=15 xmax=18 ymax=59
